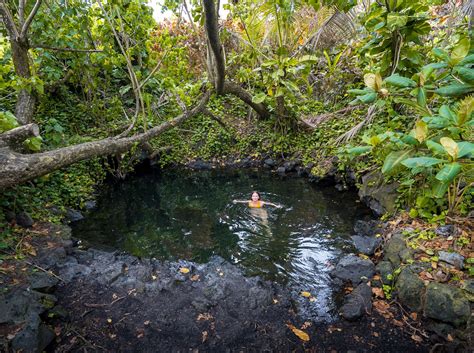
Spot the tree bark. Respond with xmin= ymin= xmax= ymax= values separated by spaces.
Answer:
xmin=0 ymin=92 xmax=210 ymax=190
xmin=222 ymin=81 xmax=270 ymax=119
xmin=0 ymin=123 xmax=39 ymax=148
xmin=203 ymin=0 xmax=225 ymax=94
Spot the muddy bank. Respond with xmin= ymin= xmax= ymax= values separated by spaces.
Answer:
xmin=1 ymin=227 xmax=435 ymax=353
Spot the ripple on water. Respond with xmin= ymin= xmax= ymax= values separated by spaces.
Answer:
xmin=72 ymin=168 xmax=372 ymax=322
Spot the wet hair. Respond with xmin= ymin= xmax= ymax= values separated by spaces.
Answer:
xmin=251 ymin=191 xmax=261 ymax=200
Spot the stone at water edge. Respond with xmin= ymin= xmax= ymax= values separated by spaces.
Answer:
xmin=438 ymin=251 xmax=465 ymax=270
xmin=332 ymin=254 xmax=375 ymax=285
xmin=65 ymin=208 xmax=84 ymax=222
xmin=358 ymin=171 xmax=399 ymax=216
xmin=395 ymin=268 xmax=425 ymax=312
xmin=16 ymin=211 xmax=34 ymax=228
xmin=424 ymin=282 xmax=470 ymax=327
xmin=351 ymin=235 xmax=382 ymax=256
xmin=353 ymin=220 xmax=380 ymax=237
xmin=340 ymin=283 xmax=372 ymax=321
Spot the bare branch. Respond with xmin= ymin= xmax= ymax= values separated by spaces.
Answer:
xmin=20 ymin=0 xmax=42 ymax=38
xmin=32 ymin=44 xmax=103 ymax=53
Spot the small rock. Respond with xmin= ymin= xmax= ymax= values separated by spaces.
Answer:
xmin=84 ymin=200 xmax=97 ymax=210
xmin=435 ymin=225 xmax=455 ymax=237
xmin=340 ymin=283 xmax=372 ymax=321
xmin=29 ymin=272 xmax=59 ymax=293
xmin=282 ymin=161 xmax=297 ymax=172
xmin=384 ymin=233 xmax=407 ymax=267
xmin=187 ymin=159 xmax=212 ymax=170
xmin=396 ymin=268 xmax=425 ymax=312
xmin=375 ymin=261 xmax=393 ymax=283
xmin=65 ymin=209 xmax=84 ymax=222
xmin=351 ymin=235 xmax=382 ymax=255
xmin=263 ymin=158 xmax=276 ymax=167
xmin=276 ymin=166 xmax=286 ymax=175
xmin=438 ymin=251 xmax=464 ymax=270
xmin=425 ymin=282 xmax=470 ymax=327
xmin=461 ymin=279 xmax=474 ymax=302
xmin=16 ymin=211 xmax=34 ymax=228
xmin=296 ymin=166 xmax=308 ymax=177
xmin=332 ymin=254 xmax=375 ymax=285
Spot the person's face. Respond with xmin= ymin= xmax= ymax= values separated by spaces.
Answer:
xmin=251 ymin=193 xmax=260 ymax=202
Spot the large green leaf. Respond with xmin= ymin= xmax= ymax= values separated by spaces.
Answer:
xmin=456 ymin=67 xmax=474 ymax=84
xmin=382 ymin=150 xmax=413 ymax=174
xmin=435 ymin=163 xmax=461 ymax=182
xmin=426 ymin=140 xmax=445 ymax=156
xmin=252 ymin=92 xmax=267 ymax=104
xmin=357 ymin=92 xmax=377 ymax=103
xmin=432 ymin=180 xmax=450 ymax=198
xmin=435 ymin=84 xmax=474 ymax=97
xmin=401 ymin=157 xmax=446 ymax=169
xmin=0 ymin=111 xmax=19 ymax=133
xmin=347 ymin=146 xmax=372 ymax=155
xmin=449 ymin=38 xmax=470 ymax=66
xmin=458 ymin=141 xmax=474 ymax=158
xmin=384 ymin=74 xmax=417 ymax=88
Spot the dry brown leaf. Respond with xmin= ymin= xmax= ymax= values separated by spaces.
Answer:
xmin=373 ymin=332 xmax=379 ymax=337
xmin=447 ymin=334 xmax=453 ymax=342
xmin=300 ymin=321 xmax=312 ymax=330
xmin=202 ymin=331 xmax=208 ymax=343
xmin=197 ymin=313 xmax=213 ymax=321
xmin=287 ymin=324 xmax=310 ymax=342
xmin=410 ymin=312 xmax=418 ymax=321
xmin=373 ymin=274 xmax=381 ymax=281
xmin=190 ymin=274 xmax=200 ymax=281
xmin=411 ymin=334 xmax=423 ymax=343
xmin=372 ymin=287 xmax=385 ymax=298
xmin=392 ymin=319 xmax=404 ymax=327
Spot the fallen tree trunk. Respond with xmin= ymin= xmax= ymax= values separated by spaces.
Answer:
xmin=0 ymin=91 xmax=210 ymax=190
xmin=0 ymin=123 xmax=39 ymax=148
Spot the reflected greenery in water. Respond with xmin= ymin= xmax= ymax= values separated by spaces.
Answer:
xmin=72 ymin=168 xmax=372 ymax=320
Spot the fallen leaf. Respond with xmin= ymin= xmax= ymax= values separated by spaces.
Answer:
xmin=219 ymin=272 xmax=224 ymax=276
xmin=151 ymin=275 xmax=157 ymax=280
xmin=373 ymin=274 xmax=381 ymax=281
xmin=112 ymin=293 xmax=118 ymax=300
xmin=300 ymin=291 xmax=311 ymax=298
xmin=287 ymin=324 xmax=310 ymax=342
xmin=179 ymin=267 xmax=190 ymax=274
xmin=309 ymin=297 xmax=316 ymax=302
xmin=447 ymin=334 xmax=453 ymax=342
xmin=144 ymin=320 xmax=150 ymax=326
xmin=273 ymin=299 xmax=279 ymax=304
xmin=107 ymin=318 xmax=112 ymax=324
xmin=190 ymin=274 xmax=200 ymax=281
xmin=411 ymin=334 xmax=423 ymax=343
xmin=392 ymin=319 xmax=404 ymax=327
xmin=372 ymin=287 xmax=385 ymax=298
xmin=373 ymin=332 xmax=379 ymax=337
xmin=202 ymin=331 xmax=208 ymax=343
xmin=431 ymin=261 xmax=438 ymax=269
xmin=300 ymin=321 xmax=312 ymax=330
xmin=410 ymin=312 xmax=418 ymax=321
xmin=197 ymin=313 xmax=213 ymax=321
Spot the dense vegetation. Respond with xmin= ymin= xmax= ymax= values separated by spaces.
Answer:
xmin=0 ymin=0 xmax=472 ymax=238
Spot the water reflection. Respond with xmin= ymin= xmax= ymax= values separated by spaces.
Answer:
xmin=72 ymin=169 xmax=372 ymax=321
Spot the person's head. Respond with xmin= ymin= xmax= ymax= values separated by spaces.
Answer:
xmin=251 ymin=191 xmax=261 ymax=202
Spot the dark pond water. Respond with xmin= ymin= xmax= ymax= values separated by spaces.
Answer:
xmin=72 ymin=168 xmax=372 ymax=321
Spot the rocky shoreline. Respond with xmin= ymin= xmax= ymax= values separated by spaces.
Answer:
xmin=1 ymin=162 xmax=472 ymax=352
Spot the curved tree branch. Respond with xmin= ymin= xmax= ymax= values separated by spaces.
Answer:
xmin=20 ymin=0 xmax=42 ymax=38
xmin=0 ymin=91 xmax=210 ymax=189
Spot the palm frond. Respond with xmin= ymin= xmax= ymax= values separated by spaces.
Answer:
xmin=335 ymin=104 xmax=377 ymax=145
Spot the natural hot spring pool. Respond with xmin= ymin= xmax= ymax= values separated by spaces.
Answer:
xmin=72 ymin=168 xmax=373 ymax=321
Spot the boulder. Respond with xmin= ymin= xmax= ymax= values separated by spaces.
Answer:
xmin=461 ymin=279 xmax=474 ymax=302
xmin=187 ymin=159 xmax=212 ymax=170
xmin=438 ymin=251 xmax=464 ymax=270
xmin=16 ymin=211 xmax=34 ymax=228
xmin=276 ymin=166 xmax=286 ymax=175
xmin=358 ymin=171 xmax=399 ymax=216
xmin=340 ymin=283 xmax=372 ymax=321
xmin=332 ymin=254 xmax=375 ymax=285
xmin=84 ymin=200 xmax=97 ymax=210
xmin=351 ymin=235 xmax=382 ymax=255
xmin=399 ymin=248 xmax=415 ymax=263
xmin=425 ymin=282 xmax=470 ymax=327
xmin=263 ymin=158 xmax=276 ymax=168
xmin=396 ymin=268 xmax=425 ymax=312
